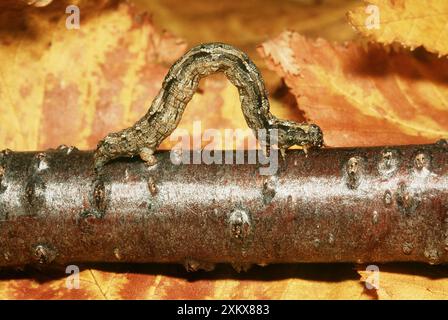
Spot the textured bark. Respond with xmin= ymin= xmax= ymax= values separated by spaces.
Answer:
xmin=0 ymin=141 xmax=447 ymax=270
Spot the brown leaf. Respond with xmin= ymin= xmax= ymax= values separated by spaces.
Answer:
xmin=0 ymin=1 xmax=303 ymax=153
xmin=259 ymin=30 xmax=301 ymax=76
xmin=356 ymin=264 xmax=448 ymax=299
xmin=0 ymin=1 xmax=187 ymax=151
xmin=258 ymin=31 xmax=448 ymax=147
xmin=348 ymin=0 xmax=448 ymax=57
xmin=140 ymin=0 xmax=358 ymax=92
xmin=25 ymin=0 xmax=53 ymax=7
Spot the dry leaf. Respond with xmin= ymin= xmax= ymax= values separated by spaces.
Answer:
xmin=348 ymin=0 xmax=448 ymax=57
xmin=356 ymin=264 xmax=448 ymax=299
xmin=3 ymin=263 xmax=447 ymax=299
xmin=26 ymin=0 xmax=53 ymax=7
xmin=258 ymin=31 xmax=448 ymax=147
xmin=137 ymin=0 xmax=358 ymax=92
xmin=255 ymin=30 xmax=300 ymax=75
xmin=0 ymin=1 xmax=187 ymax=151
xmin=0 ymin=264 xmax=371 ymax=300
xmin=0 ymin=1 xmax=302 ymax=152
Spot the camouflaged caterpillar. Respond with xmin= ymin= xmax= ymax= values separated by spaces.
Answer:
xmin=94 ymin=43 xmax=323 ymax=170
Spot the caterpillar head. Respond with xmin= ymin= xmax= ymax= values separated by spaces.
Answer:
xmin=274 ymin=120 xmax=324 ymax=150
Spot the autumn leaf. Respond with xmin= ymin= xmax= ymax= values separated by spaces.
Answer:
xmin=356 ymin=264 xmax=448 ymax=299
xmin=24 ymin=0 xmax=53 ymax=7
xmin=0 ymin=1 xmax=187 ymax=151
xmin=0 ymin=1 xmax=303 ymax=153
xmin=258 ymin=30 xmax=448 ymax=147
xmin=258 ymin=30 xmax=301 ymax=76
xmin=3 ymin=263 xmax=448 ymax=299
xmin=348 ymin=0 xmax=448 ymax=57
xmin=138 ymin=0 xmax=358 ymax=92
xmin=0 ymin=264 xmax=378 ymax=299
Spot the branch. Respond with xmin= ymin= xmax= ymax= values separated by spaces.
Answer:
xmin=0 ymin=141 xmax=447 ymax=271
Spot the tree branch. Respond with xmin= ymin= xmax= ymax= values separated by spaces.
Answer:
xmin=0 ymin=141 xmax=447 ymax=270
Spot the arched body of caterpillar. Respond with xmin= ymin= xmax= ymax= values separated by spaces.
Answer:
xmin=94 ymin=43 xmax=323 ymax=170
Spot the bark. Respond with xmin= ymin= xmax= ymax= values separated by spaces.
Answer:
xmin=0 ymin=141 xmax=447 ymax=270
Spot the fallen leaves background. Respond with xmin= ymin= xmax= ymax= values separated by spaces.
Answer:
xmin=0 ymin=0 xmax=447 ymax=299
xmin=259 ymin=30 xmax=448 ymax=147
xmin=0 ymin=1 xmax=186 ymax=151
xmin=348 ymin=0 xmax=448 ymax=57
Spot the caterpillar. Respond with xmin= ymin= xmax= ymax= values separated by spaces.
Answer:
xmin=94 ymin=42 xmax=323 ymax=170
